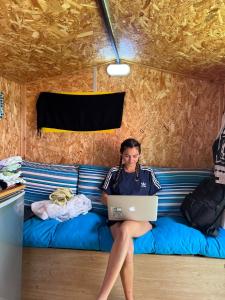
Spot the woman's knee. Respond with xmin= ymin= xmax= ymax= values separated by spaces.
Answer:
xmin=111 ymin=222 xmax=132 ymax=244
xmin=120 ymin=220 xmax=151 ymax=238
xmin=119 ymin=222 xmax=132 ymax=238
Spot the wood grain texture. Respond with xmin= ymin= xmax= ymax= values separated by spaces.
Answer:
xmin=24 ymin=64 xmax=223 ymax=168
xmin=2 ymin=1 xmax=225 ymax=82
xmin=110 ymin=0 xmax=225 ymax=82
xmin=0 ymin=76 xmax=24 ymax=160
xmin=0 ymin=184 xmax=25 ymax=199
xmin=0 ymin=0 xmax=113 ymax=83
xmin=22 ymin=248 xmax=225 ymax=300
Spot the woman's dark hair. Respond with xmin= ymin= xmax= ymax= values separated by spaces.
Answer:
xmin=120 ymin=138 xmax=141 ymax=155
xmin=113 ymin=138 xmax=141 ymax=189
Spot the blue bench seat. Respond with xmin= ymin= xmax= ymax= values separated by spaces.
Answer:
xmin=23 ymin=212 xmax=225 ymax=258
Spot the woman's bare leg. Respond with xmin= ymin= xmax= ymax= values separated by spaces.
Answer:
xmin=120 ymin=223 xmax=152 ymax=300
xmin=120 ymin=240 xmax=134 ymax=300
xmin=96 ymin=221 xmax=151 ymax=300
xmin=110 ymin=224 xmax=134 ymax=300
xmin=97 ymin=225 xmax=131 ymax=300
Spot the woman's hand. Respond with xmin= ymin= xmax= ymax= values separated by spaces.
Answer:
xmin=101 ymin=192 xmax=109 ymax=206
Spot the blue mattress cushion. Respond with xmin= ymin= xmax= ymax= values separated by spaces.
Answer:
xmin=50 ymin=212 xmax=105 ymax=250
xmin=152 ymin=216 xmax=225 ymax=258
xmin=23 ymin=217 xmax=59 ymax=247
xmin=23 ymin=213 xmax=225 ymax=258
xmin=204 ymin=228 xmax=225 ymax=258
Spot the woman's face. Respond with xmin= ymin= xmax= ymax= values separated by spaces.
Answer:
xmin=122 ymin=147 xmax=140 ymax=168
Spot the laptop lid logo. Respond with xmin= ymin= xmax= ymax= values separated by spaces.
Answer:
xmin=129 ymin=206 xmax=136 ymax=212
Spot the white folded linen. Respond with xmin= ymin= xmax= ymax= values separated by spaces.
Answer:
xmin=0 ymin=171 xmax=25 ymax=187
xmin=0 ymin=156 xmax=22 ymax=168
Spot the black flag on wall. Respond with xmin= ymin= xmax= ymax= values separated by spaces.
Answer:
xmin=36 ymin=91 xmax=125 ymax=133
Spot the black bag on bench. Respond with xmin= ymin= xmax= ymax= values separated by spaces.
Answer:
xmin=181 ymin=177 xmax=225 ymax=237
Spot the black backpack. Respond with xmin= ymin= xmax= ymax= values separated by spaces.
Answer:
xmin=180 ymin=177 xmax=225 ymax=236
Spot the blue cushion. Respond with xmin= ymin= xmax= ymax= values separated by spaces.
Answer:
xmin=77 ymin=164 xmax=109 ymax=215
xmin=153 ymin=216 xmax=207 ymax=255
xmin=152 ymin=216 xmax=225 ymax=258
xmin=50 ymin=212 xmax=105 ymax=250
xmin=23 ymin=214 xmax=225 ymax=258
xmin=204 ymin=228 xmax=225 ymax=258
xmin=153 ymin=168 xmax=213 ymax=216
xmin=21 ymin=160 xmax=79 ymax=206
xmin=23 ymin=217 xmax=59 ymax=247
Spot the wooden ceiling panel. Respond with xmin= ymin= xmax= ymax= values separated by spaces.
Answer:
xmin=0 ymin=0 xmax=114 ymax=82
xmin=109 ymin=0 xmax=225 ymax=81
xmin=1 ymin=0 xmax=225 ymax=82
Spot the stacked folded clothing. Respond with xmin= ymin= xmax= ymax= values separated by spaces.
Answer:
xmin=0 ymin=156 xmax=25 ymax=190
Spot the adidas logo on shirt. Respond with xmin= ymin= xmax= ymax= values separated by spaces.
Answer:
xmin=141 ymin=182 xmax=147 ymax=188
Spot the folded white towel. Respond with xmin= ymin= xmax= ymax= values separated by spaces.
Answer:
xmin=0 ymin=171 xmax=22 ymax=180
xmin=31 ymin=194 xmax=92 ymax=222
xmin=0 ymin=156 xmax=22 ymax=168
xmin=0 ymin=171 xmax=25 ymax=187
xmin=0 ymin=163 xmax=21 ymax=172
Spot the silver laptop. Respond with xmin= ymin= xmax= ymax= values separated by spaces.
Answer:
xmin=107 ymin=195 xmax=158 ymax=221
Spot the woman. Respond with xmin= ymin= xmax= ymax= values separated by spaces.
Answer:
xmin=97 ymin=138 xmax=161 ymax=300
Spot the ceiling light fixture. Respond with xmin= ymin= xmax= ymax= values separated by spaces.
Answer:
xmin=107 ymin=63 xmax=131 ymax=76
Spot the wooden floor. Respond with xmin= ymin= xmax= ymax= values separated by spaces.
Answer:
xmin=22 ymin=248 xmax=225 ymax=300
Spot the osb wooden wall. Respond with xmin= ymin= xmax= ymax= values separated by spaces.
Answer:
xmin=0 ymin=76 xmax=25 ymax=160
xmin=24 ymin=65 xmax=223 ymax=168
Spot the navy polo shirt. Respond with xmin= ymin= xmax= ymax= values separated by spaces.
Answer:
xmin=102 ymin=166 xmax=161 ymax=196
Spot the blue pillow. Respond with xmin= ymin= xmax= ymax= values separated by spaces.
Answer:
xmin=77 ymin=164 xmax=110 ymax=215
xmin=153 ymin=216 xmax=208 ymax=255
xmin=21 ymin=160 xmax=79 ymax=206
xmin=152 ymin=216 xmax=225 ymax=258
xmin=23 ymin=217 xmax=59 ymax=247
xmin=152 ymin=168 xmax=213 ymax=216
xmin=50 ymin=212 xmax=105 ymax=250
xmin=204 ymin=228 xmax=225 ymax=258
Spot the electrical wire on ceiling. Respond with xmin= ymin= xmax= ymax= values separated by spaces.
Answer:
xmin=98 ymin=0 xmax=120 ymax=64
xmin=98 ymin=0 xmax=131 ymax=76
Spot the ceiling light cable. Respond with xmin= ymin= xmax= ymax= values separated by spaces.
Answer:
xmin=98 ymin=0 xmax=120 ymax=64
